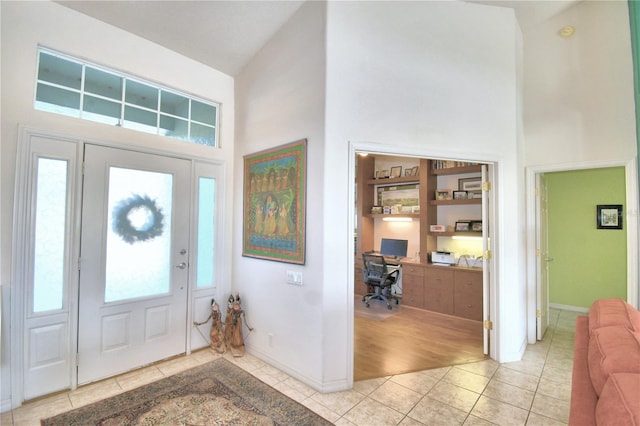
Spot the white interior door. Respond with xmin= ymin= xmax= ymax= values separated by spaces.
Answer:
xmin=536 ymin=173 xmax=550 ymax=340
xmin=78 ymin=144 xmax=191 ymax=384
xmin=481 ymin=165 xmax=490 ymax=355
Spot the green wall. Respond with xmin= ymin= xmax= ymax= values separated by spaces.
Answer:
xmin=546 ymin=167 xmax=627 ymax=308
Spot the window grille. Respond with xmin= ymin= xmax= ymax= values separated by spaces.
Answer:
xmin=35 ymin=48 xmax=219 ymax=147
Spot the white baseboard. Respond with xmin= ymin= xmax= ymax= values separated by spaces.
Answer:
xmin=549 ymin=303 xmax=589 ymax=313
xmin=1 ymin=397 xmax=12 ymax=414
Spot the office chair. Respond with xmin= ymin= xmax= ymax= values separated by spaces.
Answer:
xmin=361 ymin=253 xmax=400 ymax=310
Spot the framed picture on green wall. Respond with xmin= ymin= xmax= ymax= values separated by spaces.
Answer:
xmin=596 ymin=204 xmax=623 ymax=230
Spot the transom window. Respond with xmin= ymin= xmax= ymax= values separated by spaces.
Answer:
xmin=35 ymin=48 xmax=219 ymax=147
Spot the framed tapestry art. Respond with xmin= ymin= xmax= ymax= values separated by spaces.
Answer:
xmin=243 ymin=139 xmax=307 ymax=264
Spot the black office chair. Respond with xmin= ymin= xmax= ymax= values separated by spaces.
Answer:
xmin=361 ymin=253 xmax=400 ymax=310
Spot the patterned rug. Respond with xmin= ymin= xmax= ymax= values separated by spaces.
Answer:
xmin=41 ymin=357 xmax=332 ymax=425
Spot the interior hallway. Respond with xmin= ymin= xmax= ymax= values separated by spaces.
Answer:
xmin=3 ymin=308 xmax=577 ymax=425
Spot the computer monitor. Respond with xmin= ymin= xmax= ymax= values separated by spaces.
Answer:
xmin=380 ymin=238 xmax=408 ymax=259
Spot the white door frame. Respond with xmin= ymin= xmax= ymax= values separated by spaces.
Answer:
xmin=525 ymin=158 xmax=639 ymax=344
xmin=11 ymin=126 xmax=226 ymax=408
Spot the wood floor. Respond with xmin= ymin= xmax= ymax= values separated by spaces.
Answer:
xmin=354 ymin=298 xmax=486 ymax=381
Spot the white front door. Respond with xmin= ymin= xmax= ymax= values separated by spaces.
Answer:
xmin=77 ymin=144 xmax=191 ymax=384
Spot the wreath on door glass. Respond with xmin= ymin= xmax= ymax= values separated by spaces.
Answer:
xmin=112 ymin=194 xmax=164 ymax=244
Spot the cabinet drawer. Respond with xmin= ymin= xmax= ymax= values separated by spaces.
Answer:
xmin=402 ymin=274 xmax=424 ymax=308
xmin=454 ymin=270 xmax=483 ymax=320
xmin=424 ymin=268 xmax=454 ymax=285
xmin=401 ymin=264 xmax=424 ymax=277
xmin=402 ymin=290 xmax=424 ymax=308
xmin=424 ymin=269 xmax=454 ymax=315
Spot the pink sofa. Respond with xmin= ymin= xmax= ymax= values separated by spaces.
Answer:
xmin=569 ymin=298 xmax=640 ymax=425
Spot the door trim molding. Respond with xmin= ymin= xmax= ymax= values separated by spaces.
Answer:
xmin=525 ymin=158 xmax=639 ymax=344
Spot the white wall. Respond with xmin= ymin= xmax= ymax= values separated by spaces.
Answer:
xmin=324 ymin=0 xmax=527 ymax=366
xmin=234 ymin=0 xmax=531 ymax=392
xmin=522 ymin=1 xmax=639 ymax=328
xmin=1 ymin=1 xmax=235 ymax=409
xmin=524 ymin=1 xmax=636 ymax=165
xmin=234 ymin=1 xmax=329 ymax=389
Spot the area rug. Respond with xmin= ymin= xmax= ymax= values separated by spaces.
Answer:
xmin=41 ymin=357 xmax=332 ymax=425
xmin=354 ymin=296 xmax=401 ymax=321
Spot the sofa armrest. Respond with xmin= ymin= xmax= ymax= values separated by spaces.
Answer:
xmin=569 ymin=315 xmax=597 ymax=426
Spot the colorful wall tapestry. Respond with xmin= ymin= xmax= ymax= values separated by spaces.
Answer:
xmin=243 ymin=139 xmax=306 ymax=264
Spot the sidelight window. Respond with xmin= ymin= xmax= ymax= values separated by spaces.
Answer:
xmin=33 ymin=158 xmax=68 ymax=312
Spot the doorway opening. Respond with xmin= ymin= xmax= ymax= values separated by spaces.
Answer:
xmin=353 ymin=150 xmax=495 ymax=380
xmin=526 ymin=160 xmax=639 ymax=343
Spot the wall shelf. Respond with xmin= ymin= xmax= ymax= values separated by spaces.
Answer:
xmin=367 ymin=213 xmax=420 ymax=219
xmin=366 ymin=176 xmax=419 ymax=185
xmin=430 ymin=164 xmax=482 ymax=176
xmin=430 ymin=198 xmax=481 ymax=206
xmin=429 ymin=231 xmax=483 ymax=237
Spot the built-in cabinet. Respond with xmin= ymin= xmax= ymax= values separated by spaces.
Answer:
xmin=400 ymin=263 xmax=424 ymax=308
xmin=397 ymin=262 xmax=482 ymax=321
xmin=453 ymin=269 xmax=483 ymax=320
xmin=423 ymin=266 xmax=454 ymax=314
xmin=355 ymin=155 xmax=484 ymax=321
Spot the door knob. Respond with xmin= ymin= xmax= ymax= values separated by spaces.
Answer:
xmin=176 ymin=262 xmax=187 ymax=269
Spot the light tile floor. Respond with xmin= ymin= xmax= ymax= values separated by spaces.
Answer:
xmin=2 ymin=308 xmax=579 ymax=425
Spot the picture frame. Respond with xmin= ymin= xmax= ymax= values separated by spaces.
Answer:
xmin=404 ymin=169 xmax=412 ymax=177
xmin=243 ymin=139 xmax=307 ymax=264
xmin=596 ymin=204 xmax=623 ymax=230
xmin=459 ymin=177 xmax=482 ymax=197
xmin=455 ymin=221 xmax=471 ymax=232
xmin=390 ymin=166 xmax=402 ymax=178
xmin=470 ymin=220 xmax=483 ymax=232
xmin=411 ymin=166 xmax=419 ymax=176
xmin=452 ymin=190 xmax=468 ymax=200
xmin=377 ymin=184 xmax=420 ymax=207
xmin=435 ymin=190 xmax=450 ymax=200
xmin=379 ymin=169 xmax=389 ymax=179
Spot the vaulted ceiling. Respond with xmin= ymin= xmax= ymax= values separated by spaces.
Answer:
xmin=56 ymin=0 xmax=581 ymax=76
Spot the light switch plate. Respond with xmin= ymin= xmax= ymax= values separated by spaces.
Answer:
xmin=286 ymin=270 xmax=303 ymax=286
